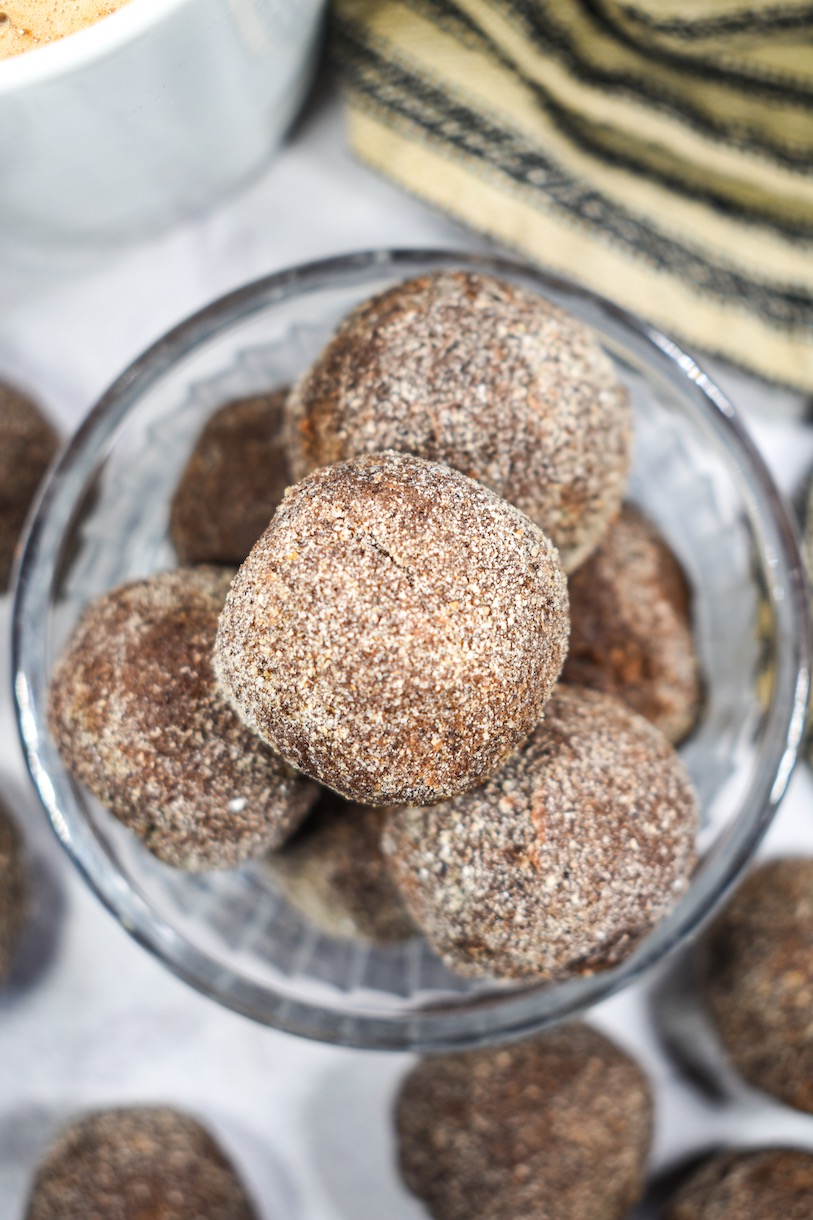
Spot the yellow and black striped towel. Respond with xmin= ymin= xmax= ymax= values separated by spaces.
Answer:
xmin=331 ymin=0 xmax=813 ymax=391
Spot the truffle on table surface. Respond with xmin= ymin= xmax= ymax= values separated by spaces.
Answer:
xmin=384 ymin=685 xmax=698 ymax=981
xmin=699 ymin=857 xmax=813 ymax=1113
xmin=285 ymin=270 xmax=632 ymax=572
xmin=215 ymin=451 xmax=569 ymax=806
xmin=0 ymin=380 xmax=59 ymax=592
xmin=562 ymin=504 xmax=702 ymax=744
xmin=0 ymin=797 xmax=28 ymax=985
xmin=25 ymin=1106 xmax=258 ymax=1220
xmin=48 ymin=566 xmax=318 ymax=872
xmin=396 ymin=1022 xmax=653 ymax=1220
xmin=268 ymin=789 xmax=416 ymax=943
xmin=170 ymin=389 xmax=292 ymax=565
xmin=663 ymin=1148 xmax=813 ymax=1220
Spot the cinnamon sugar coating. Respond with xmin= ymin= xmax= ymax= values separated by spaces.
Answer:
xmin=700 ymin=858 xmax=813 ymax=1112
xmin=664 ymin=1148 xmax=813 ymax=1220
xmin=25 ymin=1106 xmax=258 ymax=1220
xmin=384 ymin=685 xmax=698 ymax=980
xmin=215 ymin=451 xmax=569 ymax=806
xmin=396 ymin=1023 xmax=653 ymax=1220
xmin=269 ymin=790 xmax=416 ymax=943
xmin=562 ymin=504 xmax=702 ymax=744
xmin=0 ymin=798 xmax=28 ymax=985
xmin=48 ymin=567 xmax=317 ymax=872
xmin=285 ymin=271 xmax=632 ymax=572
xmin=0 ymin=381 xmax=59 ymax=591
xmin=170 ymin=390 xmax=291 ymax=565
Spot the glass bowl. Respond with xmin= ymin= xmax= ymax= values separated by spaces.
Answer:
xmin=13 ymin=250 xmax=810 ymax=1051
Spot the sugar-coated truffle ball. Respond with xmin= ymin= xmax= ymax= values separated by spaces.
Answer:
xmin=0 ymin=797 xmax=28 ymax=985
xmin=215 ymin=451 xmax=569 ymax=806
xmin=48 ymin=567 xmax=317 ymax=871
xmin=699 ymin=858 xmax=813 ymax=1112
xmin=170 ymin=389 xmax=292 ymax=565
xmin=384 ymin=685 xmax=698 ymax=980
xmin=269 ymin=790 xmax=416 ymax=943
xmin=285 ymin=271 xmax=631 ymax=571
xmin=562 ymin=504 xmax=702 ymax=744
xmin=396 ymin=1022 xmax=653 ymax=1220
xmin=0 ymin=380 xmax=59 ymax=591
xmin=664 ymin=1148 xmax=813 ymax=1220
xmin=25 ymin=1106 xmax=258 ymax=1220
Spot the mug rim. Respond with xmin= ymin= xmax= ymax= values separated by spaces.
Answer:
xmin=0 ymin=0 xmax=189 ymax=93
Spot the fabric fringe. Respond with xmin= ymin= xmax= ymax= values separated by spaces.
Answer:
xmin=332 ymin=0 xmax=813 ymax=391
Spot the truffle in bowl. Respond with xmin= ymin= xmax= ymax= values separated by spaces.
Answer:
xmin=13 ymin=249 xmax=809 ymax=1050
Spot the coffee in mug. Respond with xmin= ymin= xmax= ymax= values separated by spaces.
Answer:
xmin=0 ymin=0 xmax=132 ymax=59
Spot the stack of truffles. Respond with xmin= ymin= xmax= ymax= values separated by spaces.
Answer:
xmin=49 ymin=270 xmax=702 ymax=985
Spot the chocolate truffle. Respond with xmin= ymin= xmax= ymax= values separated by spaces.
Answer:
xmin=215 ymin=451 xmax=569 ymax=806
xmin=384 ymin=685 xmax=698 ymax=980
xmin=664 ymin=1148 xmax=813 ymax=1220
xmin=25 ymin=1106 xmax=258 ymax=1220
xmin=0 ymin=797 xmax=28 ymax=985
xmin=562 ymin=505 xmax=702 ymax=744
xmin=48 ymin=567 xmax=317 ymax=871
xmin=269 ymin=790 xmax=416 ymax=943
xmin=170 ymin=389 xmax=291 ymax=565
xmin=396 ymin=1022 xmax=653 ymax=1220
xmin=699 ymin=858 xmax=813 ymax=1112
xmin=0 ymin=380 xmax=59 ymax=591
xmin=285 ymin=271 xmax=631 ymax=571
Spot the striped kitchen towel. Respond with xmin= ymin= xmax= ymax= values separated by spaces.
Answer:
xmin=331 ymin=0 xmax=813 ymax=391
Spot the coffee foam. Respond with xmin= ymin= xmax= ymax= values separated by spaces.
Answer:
xmin=0 ymin=0 xmax=133 ymax=59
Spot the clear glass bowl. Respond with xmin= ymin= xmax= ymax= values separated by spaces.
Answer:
xmin=13 ymin=250 xmax=810 ymax=1051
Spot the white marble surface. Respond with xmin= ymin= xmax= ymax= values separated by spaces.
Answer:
xmin=3 ymin=72 xmax=813 ymax=1219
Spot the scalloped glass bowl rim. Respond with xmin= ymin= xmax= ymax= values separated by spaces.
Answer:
xmin=12 ymin=248 xmax=811 ymax=1051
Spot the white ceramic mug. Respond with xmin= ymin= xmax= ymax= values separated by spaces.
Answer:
xmin=0 ymin=0 xmax=325 ymax=244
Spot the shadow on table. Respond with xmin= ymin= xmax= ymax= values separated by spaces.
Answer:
xmin=0 ymin=1103 xmax=60 ymax=1219
xmin=212 ymin=1110 xmax=303 ymax=1220
xmin=0 ymin=771 xmax=67 ymax=1007
xmin=302 ymin=1053 xmax=425 ymax=1220
xmin=632 ymin=1149 xmax=725 ymax=1220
